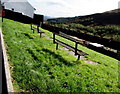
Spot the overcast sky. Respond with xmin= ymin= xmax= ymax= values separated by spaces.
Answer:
xmin=28 ymin=0 xmax=119 ymax=17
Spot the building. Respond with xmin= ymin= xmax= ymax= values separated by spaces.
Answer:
xmin=1 ymin=0 xmax=35 ymax=18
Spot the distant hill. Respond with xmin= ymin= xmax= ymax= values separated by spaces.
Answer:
xmin=44 ymin=16 xmax=58 ymax=21
xmin=44 ymin=16 xmax=53 ymax=21
xmin=104 ymin=9 xmax=120 ymax=13
xmin=47 ymin=9 xmax=120 ymax=26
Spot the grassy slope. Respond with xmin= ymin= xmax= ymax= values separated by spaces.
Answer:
xmin=2 ymin=18 xmax=119 ymax=92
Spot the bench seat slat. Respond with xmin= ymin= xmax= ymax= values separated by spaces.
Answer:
xmin=55 ymin=39 xmax=88 ymax=56
xmin=55 ymin=32 xmax=84 ymax=46
xmin=55 ymin=32 xmax=77 ymax=42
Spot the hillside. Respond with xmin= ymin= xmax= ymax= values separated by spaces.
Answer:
xmin=2 ymin=18 xmax=119 ymax=93
xmin=47 ymin=9 xmax=120 ymax=26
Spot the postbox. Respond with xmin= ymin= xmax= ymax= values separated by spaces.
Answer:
xmin=2 ymin=10 xmax=5 ymax=17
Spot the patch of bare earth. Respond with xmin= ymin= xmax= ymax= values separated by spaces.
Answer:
xmin=84 ymin=60 xmax=100 ymax=65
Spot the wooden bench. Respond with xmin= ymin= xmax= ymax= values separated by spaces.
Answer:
xmin=31 ymin=24 xmax=45 ymax=37
xmin=53 ymin=32 xmax=88 ymax=60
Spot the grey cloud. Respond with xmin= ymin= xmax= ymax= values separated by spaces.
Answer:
xmin=46 ymin=2 xmax=63 ymax=6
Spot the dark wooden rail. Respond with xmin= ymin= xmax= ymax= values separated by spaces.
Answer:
xmin=42 ymin=24 xmax=120 ymax=51
xmin=41 ymin=24 xmax=120 ymax=60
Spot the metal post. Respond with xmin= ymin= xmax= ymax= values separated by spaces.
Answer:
xmin=2 ymin=17 xmax=3 ymax=22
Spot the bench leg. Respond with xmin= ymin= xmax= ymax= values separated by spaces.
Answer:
xmin=33 ymin=30 xmax=34 ymax=33
xmin=40 ymin=33 xmax=42 ymax=38
xmin=75 ymin=42 xmax=78 ymax=55
xmin=53 ymin=33 xmax=55 ymax=44
xmin=56 ymin=43 xmax=59 ymax=50
xmin=77 ymin=55 xmax=80 ymax=60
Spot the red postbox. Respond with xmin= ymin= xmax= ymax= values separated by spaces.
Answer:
xmin=2 ymin=10 xmax=5 ymax=17
xmin=0 ymin=10 xmax=5 ymax=17
xmin=0 ymin=10 xmax=2 ymax=17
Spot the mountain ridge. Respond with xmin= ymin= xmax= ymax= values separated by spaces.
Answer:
xmin=47 ymin=9 xmax=120 ymax=26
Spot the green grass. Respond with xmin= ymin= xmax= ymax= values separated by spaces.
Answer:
xmin=2 ymin=18 xmax=120 ymax=93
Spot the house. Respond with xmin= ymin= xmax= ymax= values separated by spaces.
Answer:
xmin=1 ymin=0 xmax=35 ymax=18
xmin=1 ymin=0 xmax=44 ymax=25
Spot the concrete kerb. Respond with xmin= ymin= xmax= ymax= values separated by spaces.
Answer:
xmin=0 ymin=27 xmax=14 ymax=93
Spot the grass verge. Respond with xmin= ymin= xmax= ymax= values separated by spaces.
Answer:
xmin=2 ymin=18 xmax=119 ymax=93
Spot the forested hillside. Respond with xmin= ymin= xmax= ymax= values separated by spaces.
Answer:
xmin=47 ymin=9 xmax=120 ymax=25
